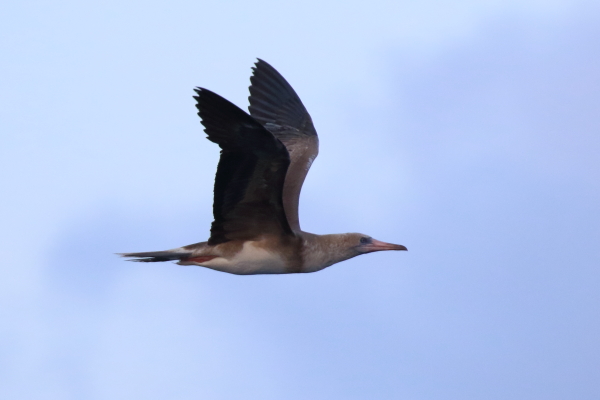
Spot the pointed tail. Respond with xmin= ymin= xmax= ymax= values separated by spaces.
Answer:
xmin=118 ymin=249 xmax=193 ymax=263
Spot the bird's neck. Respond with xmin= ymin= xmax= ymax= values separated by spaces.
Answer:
xmin=300 ymin=232 xmax=358 ymax=273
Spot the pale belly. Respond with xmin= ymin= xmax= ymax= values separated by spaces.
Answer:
xmin=194 ymin=241 xmax=290 ymax=275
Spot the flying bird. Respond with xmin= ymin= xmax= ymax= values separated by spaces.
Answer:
xmin=120 ymin=59 xmax=406 ymax=274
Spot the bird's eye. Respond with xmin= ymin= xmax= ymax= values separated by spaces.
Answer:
xmin=360 ymin=237 xmax=370 ymax=244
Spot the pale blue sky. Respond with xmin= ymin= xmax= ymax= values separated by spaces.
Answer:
xmin=1 ymin=1 xmax=599 ymax=399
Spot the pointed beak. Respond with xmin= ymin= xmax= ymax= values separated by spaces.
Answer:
xmin=363 ymin=239 xmax=407 ymax=252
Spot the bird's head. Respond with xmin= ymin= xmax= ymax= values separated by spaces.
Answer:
xmin=348 ymin=233 xmax=407 ymax=254
xmin=305 ymin=233 xmax=407 ymax=272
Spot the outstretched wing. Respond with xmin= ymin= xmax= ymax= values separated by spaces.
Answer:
xmin=194 ymin=88 xmax=294 ymax=245
xmin=248 ymin=59 xmax=319 ymax=232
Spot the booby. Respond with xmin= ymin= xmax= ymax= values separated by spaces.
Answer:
xmin=120 ymin=59 xmax=406 ymax=274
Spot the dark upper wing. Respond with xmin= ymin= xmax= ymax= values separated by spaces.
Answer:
xmin=248 ymin=59 xmax=319 ymax=232
xmin=194 ymin=87 xmax=294 ymax=245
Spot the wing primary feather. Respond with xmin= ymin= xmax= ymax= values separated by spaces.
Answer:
xmin=248 ymin=59 xmax=317 ymax=136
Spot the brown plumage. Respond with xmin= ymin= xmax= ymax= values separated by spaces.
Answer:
xmin=119 ymin=59 xmax=406 ymax=275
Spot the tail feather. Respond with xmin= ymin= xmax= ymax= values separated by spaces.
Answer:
xmin=118 ymin=249 xmax=193 ymax=263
